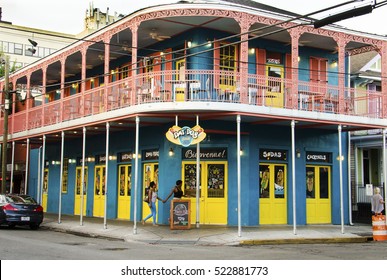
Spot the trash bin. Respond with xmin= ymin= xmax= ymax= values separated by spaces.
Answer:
xmin=372 ymin=214 xmax=387 ymax=241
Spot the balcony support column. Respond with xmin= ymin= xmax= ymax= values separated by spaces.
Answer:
xmin=334 ymin=36 xmax=349 ymax=114
xmin=289 ymin=28 xmax=302 ymax=109
xmin=41 ymin=66 xmax=47 ymax=127
xmin=103 ymin=34 xmax=112 ymax=111
xmin=235 ymin=15 xmax=253 ymax=104
xmin=130 ymin=21 xmax=140 ymax=106
xmin=60 ymin=59 xmax=65 ymax=122
xmin=10 ymin=79 xmax=15 ymax=134
xmin=80 ymin=46 xmax=87 ymax=116
xmin=25 ymin=75 xmax=31 ymax=130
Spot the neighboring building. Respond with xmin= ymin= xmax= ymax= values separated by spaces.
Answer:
xmin=78 ymin=2 xmax=125 ymax=37
xmin=0 ymin=7 xmax=76 ymax=69
xmin=0 ymin=4 xmax=123 ymax=70
xmin=1 ymin=0 xmax=386 ymax=227
xmin=349 ymin=51 xmax=385 ymax=222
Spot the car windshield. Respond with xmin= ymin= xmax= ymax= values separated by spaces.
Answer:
xmin=19 ymin=195 xmax=37 ymax=204
xmin=6 ymin=195 xmax=37 ymax=204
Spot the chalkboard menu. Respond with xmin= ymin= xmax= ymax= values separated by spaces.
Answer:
xmin=170 ymin=199 xmax=191 ymax=230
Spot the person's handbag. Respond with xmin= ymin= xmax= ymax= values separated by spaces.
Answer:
xmin=143 ymin=186 xmax=150 ymax=203
xmin=143 ymin=194 xmax=149 ymax=203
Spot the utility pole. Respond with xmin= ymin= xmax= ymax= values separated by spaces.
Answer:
xmin=1 ymin=55 xmax=9 ymax=194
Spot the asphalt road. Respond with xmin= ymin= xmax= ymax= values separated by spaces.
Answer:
xmin=1 ymin=225 xmax=387 ymax=260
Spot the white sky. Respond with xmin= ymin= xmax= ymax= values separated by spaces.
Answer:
xmin=1 ymin=0 xmax=386 ymax=35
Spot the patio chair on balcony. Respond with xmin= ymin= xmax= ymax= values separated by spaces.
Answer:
xmin=118 ymin=88 xmax=131 ymax=106
xmin=50 ymin=109 xmax=60 ymax=124
xmin=107 ymin=94 xmax=118 ymax=110
xmin=156 ymin=80 xmax=171 ymax=101
xmin=248 ymin=87 xmax=258 ymax=105
xmin=137 ymin=82 xmax=152 ymax=103
xmin=189 ymin=81 xmax=201 ymax=100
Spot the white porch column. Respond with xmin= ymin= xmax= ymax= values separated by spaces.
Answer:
xmin=196 ymin=115 xmax=200 ymax=229
xmin=237 ymin=115 xmax=242 ymax=237
xmin=338 ymin=125 xmax=344 ymax=234
xmin=10 ymin=141 xmax=15 ymax=193
xmin=80 ymin=127 xmax=87 ymax=226
xmin=104 ymin=122 xmax=110 ymax=229
xmin=40 ymin=136 xmax=46 ymax=206
xmin=133 ymin=116 xmax=140 ymax=234
xmin=24 ymin=139 xmax=30 ymax=197
xmin=58 ymin=132 xmax=65 ymax=224
xmin=291 ymin=120 xmax=297 ymax=234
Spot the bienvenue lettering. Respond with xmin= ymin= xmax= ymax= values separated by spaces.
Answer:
xmin=185 ymin=149 xmax=226 ymax=159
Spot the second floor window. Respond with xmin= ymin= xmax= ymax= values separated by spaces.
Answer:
xmin=219 ymin=43 xmax=236 ymax=88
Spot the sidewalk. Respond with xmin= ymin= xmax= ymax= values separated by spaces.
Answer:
xmin=41 ymin=213 xmax=374 ymax=246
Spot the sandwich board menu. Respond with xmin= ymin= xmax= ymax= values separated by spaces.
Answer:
xmin=170 ymin=199 xmax=191 ymax=230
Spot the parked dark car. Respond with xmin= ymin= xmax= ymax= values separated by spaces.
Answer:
xmin=0 ymin=194 xmax=43 ymax=230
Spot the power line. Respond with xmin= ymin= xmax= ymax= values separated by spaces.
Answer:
xmin=2 ymin=0 xmax=385 ymax=100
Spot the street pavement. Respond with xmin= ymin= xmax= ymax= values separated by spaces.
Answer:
xmin=39 ymin=213 xmax=377 ymax=246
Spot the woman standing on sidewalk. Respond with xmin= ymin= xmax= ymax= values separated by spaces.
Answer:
xmin=142 ymin=181 xmax=164 ymax=226
xmin=371 ymin=187 xmax=385 ymax=215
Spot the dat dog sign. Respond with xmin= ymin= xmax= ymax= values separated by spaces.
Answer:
xmin=166 ymin=125 xmax=206 ymax=147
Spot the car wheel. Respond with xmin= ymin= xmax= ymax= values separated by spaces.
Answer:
xmin=8 ymin=224 xmax=16 ymax=229
xmin=29 ymin=223 xmax=40 ymax=230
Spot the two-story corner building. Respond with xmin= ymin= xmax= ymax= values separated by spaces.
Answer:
xmin=1 ymin=0 xmax=386 ymax=227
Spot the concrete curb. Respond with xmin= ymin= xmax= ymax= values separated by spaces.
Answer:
xmin=240 ymin=236 xmax=373 ymax=245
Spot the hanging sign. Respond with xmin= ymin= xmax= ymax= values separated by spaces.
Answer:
xmin=95 ymin=154 xmax=106 ymax=164
xmin=182 ymin=147 xmax=227 ymax=160
xmin=306 ymin=151 xmax=332 ymax=163
xmin=259 ymin=149 xmax=287 ymax=161
xmin=266 ymin=58 xmax=281 ymax=65
xmin=118 ymin=151 xmax=133 ymax=162
xmin=166 ymin=125 xmax=206 ymax=147
xmin=142 ymin=149 xmax=159 ymax=161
